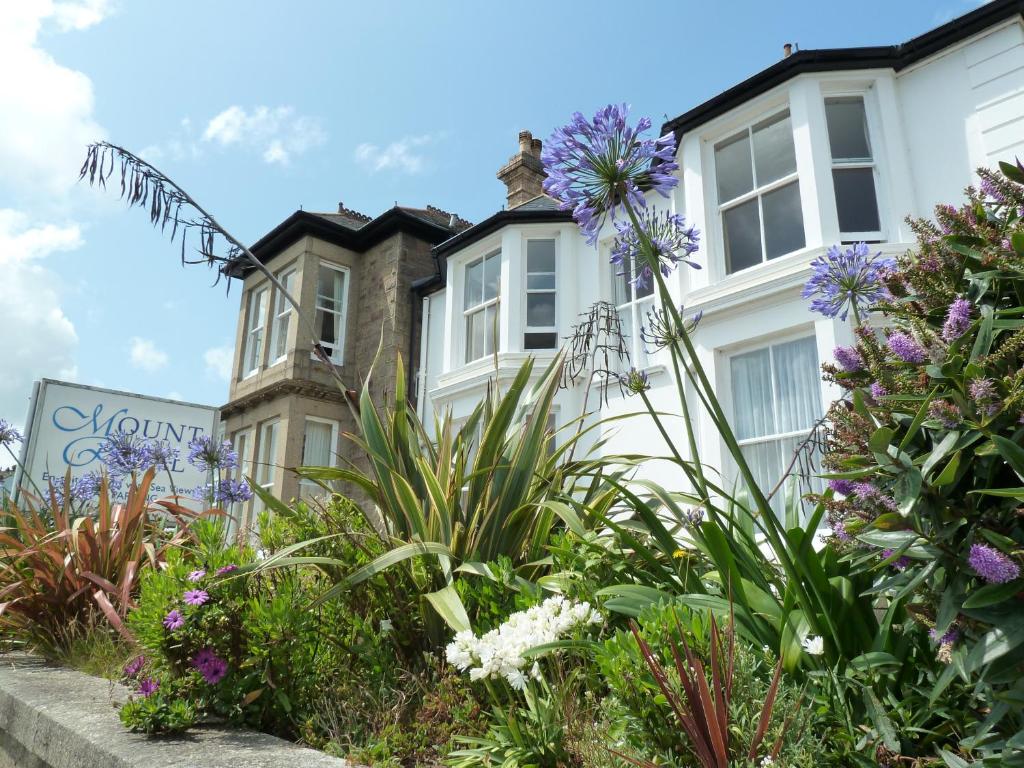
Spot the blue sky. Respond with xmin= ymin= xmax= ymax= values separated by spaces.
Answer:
xmin=0 ymin=0 xmax=983 ymax=426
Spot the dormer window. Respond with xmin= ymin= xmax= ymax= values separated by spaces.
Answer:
xmin=464 ymin=250 xmax=501 ymax=362
xmin=524 ymin=239 xmax=557 ymax=350
xmin=825 ymin=96 xmax=881 ymax=239
xmin=715 ymin=110 xmax=806 ymax=274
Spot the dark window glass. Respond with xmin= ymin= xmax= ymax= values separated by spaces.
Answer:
xmin=724 ymin=198 xmax=762 ymax=273
xmin=762 ymin=181 xmax=805 ymax=260
xmin=833 ymin=168 xmax=881 ymax=233
xmin=524 ymin=332 xmax=558 ymax=350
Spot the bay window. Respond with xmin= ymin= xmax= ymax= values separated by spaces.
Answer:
xmin=612 ymin=254 xmax=654 ymax=372
xmin=299 ymin=417 xmax=337 ymax=497
xmin=524 ymin=239 xmax=557 ymax=350
xmin=729 ymin=335 xmax=822 ymax=519
xmin=268 ymin=267 xmax=296 ymax=365
xmin=242 ymin=287 xmax=267 ymax=378
xmin=825 ymin=96 xmax=881 ymax=238
xmin=315 ymin=263 xmax=349 ymax=364
xmin=464 ymin=250 xmax=501 ymax=362
xmin=715 ymin=110 xmax=806 ymax=274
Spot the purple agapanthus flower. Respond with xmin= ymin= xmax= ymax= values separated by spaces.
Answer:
xmin=187 ymin=569 xmax=206 ymax=582
xmin=216 ymin=564 xmax=239 ymax=576
xmin=610 ymin=209 xmax=699 ymax=289
xmin=215 ymin=478 xmax=253 ymax=505
xmin=833 ymin=345 xmax=864 ymax=372
xmin=969 ymin=544 xmax=1020 ymax=584
xmin=887 ymin=332 xmax=928 ymax=364
xmin=620 ymin=368 xmax=650 ymax=395
xmin=0 ymin=420 xmax=22 ymax=448
xmin=187 ymin=435 xmax=238 ymax=473
xmin=147 ymin=440 xmax=180 ymax=470
xmin=541 ymin=104 xmax=679 ymax=245
xmin=828 ymin=478 xmax=856 ymax=495
xmin=123 ymin=655 xmax=145 ymax=679
xmin=162 ymin=609 xmax=185 ymax=630
xmin=183 ymin=589 xmax=209 ymax=607
xmin=881 ymin=548 xmax=911 ymax=571
xmin=802 ymin=243 xmax=895 ymax=321
xmin=99 ymin=432 xmax=152 ymax=478
xmin=69 ymin=470 xmax=115 ymax=503
xmin=48 ymin=477 xmax=69 ymax=508
xmin=941 ymin=298 xmax=973 ymax=342
xmin=870 ymin=382 xmax=888 ymax=400
xmin=137 ymin=678 xmax=159 ymax=697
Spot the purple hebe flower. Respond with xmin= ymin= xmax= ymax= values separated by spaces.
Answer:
xmin=123 ymin=655 xmax=145 ymax=679
xmin=881 ymin=548 xmax=911 ymax=571
xmin=215 ymin=479 xmax=253 ymax=505
xmin=187 ymin=570 xmax=206 ymax=583
xmin=833 ymin=520 xmax=852 ymax=543
xmin=833 ymin=345 xmax=864 ymax=372
xmin=137 ymin=678 xmax=159 ymax=697
xmin=99 ymin=431 xmax=152 ymax=478
xmin=162 ymin=609 xmax=184 ymax=630
xmin=0 ymin=420 xmax=22 ymax=448
xmin=828 ymin=478 xmax=856 ymax=495
xmin=610 ymin=209 xmax=699 ymax=290
xmin=183 ymin=589 xmax=209 ymax=607
xmin=929 ymin=627 xmax=959 ymax=646
xmin=802 ymin=243 xmax=895 ymax=321
xmin=980 ymin=177 xmax=1005 ymax=203
xmin=941 ymin=298 xmax=972 ymax=342
xmin=541 ymin=104 xmax=679 ymax=245
xmin=870 ymin=382 xmax=888 ymax=400
xmin=187 ymin=435 xmax=238 ymax=473
xmin=929 ymin=400 xmax=961 ymax=429
xmin=969 ymin=544 xmax=1020 ymax=584
xmin=887 ymin=332 xmax=928 ymax=364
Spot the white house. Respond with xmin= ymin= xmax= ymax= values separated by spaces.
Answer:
xmin=416 ymin=0 xmax=1024 ymax=514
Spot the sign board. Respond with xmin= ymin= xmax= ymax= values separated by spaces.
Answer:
xmin=15 ymin=379 xmax=219 ymax=503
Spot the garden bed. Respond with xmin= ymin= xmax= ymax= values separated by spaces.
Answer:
xmin=0 ymin=654 xmax=350 ymax=768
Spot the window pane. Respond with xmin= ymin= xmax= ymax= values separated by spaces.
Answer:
xmin=833 ymin=168 xmax=880 ymax=233
xmin=772 ymin=337 xmax=821 ymax=433
xmin=527 ymin=274 xmax=555 ymax=290
xmin=484 ymin=304 xmax=498 ymax=355
xmin=825 ymin=97 xmax=872 ymax=161
xmin=484 ymin=252 xmax=500 ymax=300
xmin=527 ymin=240 xmax=555 ymax=274
xmin=635 ymin=298 xmax=653 ymax=368
xmin=752 ymin=111 xmax=797 ymax=186
xmin=715 ymin=131 xmax=754 ymax=203
xmin=762 ymin=181 xmax=805 ymax=260
xmin=302 ymin=421 xmax=333 ymax=466
xmin=524 ymin=332 xmax=558 ymax=350
xmin=730 ymin=347 xmax=775 ymax=440
xmin=723 ymin=198 xmax=763 ymax=273
xmin=466 ymin=310 xmax=484 ymax=362
xmin=527 ymin=293 xmax=555 ymax=328
xmin=740 ymin=440 xmax=785 ymax=518
xmin=465 ymin=258 xmax=483 ymax=307
xmin=317 ymin=266 xmax=343 ymax=309
xmin=635 ymin=269 xmax=654 ymax=299
xmin=612 ymin=261 xmax=632 ymax=307
xmin=616 ymin=308 xmax=633 ymax=373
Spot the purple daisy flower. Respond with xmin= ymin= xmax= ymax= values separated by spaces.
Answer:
xmin=193 ymin=647 xmax=217 ymax=669
xmin=216 ymin=564 xmax=239 ymax=576
xmin=162 ymin=609 xmax=185 ymax=631
xmin=802 ymin=243 xmax=895 ymax=321
xmin=187 ymin=569 xmax=206 ymax=582
xmin=137 ymin=678 xmax=159 ymax=697
xmin=941 ymin=298 xmax=972 ymax=342
xmin=183 ymin=589 xmax=209 ymax=607
xmin=833 ymin=345 xmax=864 ymax=372
xmin=887 ymin=332 xmax=928 ymax=364
xmin=123 ymin=655 xmax=145 ymax=679
xmin=199 ymin=656 xmax=228 ymax=685
xmin=870 ymin=381 xmax=888 ymax=400
xmin=969 ymin=544 xmax=1020 ymax=584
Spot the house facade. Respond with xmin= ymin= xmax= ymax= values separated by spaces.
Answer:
xmin=416 ymin=1 xmax=1024 ymax=515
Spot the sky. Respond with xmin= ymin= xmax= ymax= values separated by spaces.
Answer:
xmin=0 ymin=0 xmax=986 ymax=428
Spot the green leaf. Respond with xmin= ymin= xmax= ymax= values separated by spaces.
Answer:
xmin=857 ymin=530 xmax=919 ymax=549
xmin=965 ymin=613 xmax=1024 ymax=673
xmin=425 ymin=585 xmax=471 ymax=633
xmin=1000 ymin=159 xmax=1024 ymax=184
xmin=849 ymin=651 xmax=901 ymax=674
xmin=970 ymin=304 xmax=994 ymax=362
xmin=1013 ymin=232 xmax=1024 ymax=255
xmin=993 ymin=435 xmax=1024 ymax=482
xmin=938 ymin=749 xmax=971 ymax=768
xmin=969 ymin=487 xmax=1024 ymax=498
xmin=863 ymin=689 xmax=899 ymax=751
xmin=962 ymin=580 xmax=1023 ymax=609
xmin=934 ymin=452 xmax=961 ymax=487
xmin=922 ymin=433 xmax=958 ymax=477
xmin=869 ymin=427 xmax=895 ymax=454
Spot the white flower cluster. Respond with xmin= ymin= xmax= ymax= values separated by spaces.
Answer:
xmin=446 ymin=596 xmax=602 ymax=690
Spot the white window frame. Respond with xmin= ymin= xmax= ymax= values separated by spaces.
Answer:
xmin=312 ymin=262 xmax=350 ymax=366
xmin=713 ymin=108 xmax=805 ymax=275
xmin=253 ymin=419 xmax=279 ymax=517
xmin=523 ymin=238 xmax=558 ymax=351
xmin=463 ymin=250 xmax=501 ymax=363
xmin=228 ymin=429 xmax=253 ymax=539
xmin=299 ymin=416 xmax=339 ymax=498
xmin=609 ymin=250 xmax=655 ymax=374
xmin=242 ymin=287 xmax=268 ymax=379
xmin=824 ymin=93 xmax=884 ymax=242
xmin=268 ymin=266 xmax=296 ymax=366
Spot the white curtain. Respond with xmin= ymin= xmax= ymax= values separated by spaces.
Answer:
xmin=730 ymin=346 xmax=775 ymax=440
xmin=303 ymin=421 xmax=333 ymax=466
xmin=773 ymin=336 xmax=821 ymax=432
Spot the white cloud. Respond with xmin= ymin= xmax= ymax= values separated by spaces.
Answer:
xmin=203 ymin=346 xmax=233 ymax=381
xmin=354 ymin=134 xmax=440 ymax=175
xmin=202 ymin=105 xmax=325 ymax=165
xmin=0 ymin=209 xmax=80 ymax=423
xmin=129 ymin=337 xmax=168 ymax=372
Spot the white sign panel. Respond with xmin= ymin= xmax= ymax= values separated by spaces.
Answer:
xmin=17 ymin=379 xmax=219 ymax=502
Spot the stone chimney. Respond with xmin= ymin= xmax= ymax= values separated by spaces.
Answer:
xmin=497 ymin=130 xmax=546 ymax=209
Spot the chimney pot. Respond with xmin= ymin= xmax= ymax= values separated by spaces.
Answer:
xmin=338 ymin=201 xmax=344 ymax=213
xmin=531 ymin=138 xmax=542 ymax=159
xmin=783 ymin=43 xmax=793 ymax=58
xmin=518 ymin=130 xmax=533 ymax=152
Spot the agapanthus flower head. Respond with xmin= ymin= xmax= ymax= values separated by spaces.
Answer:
xmin=887 ymin=332 xmax=928 ymax=364
xmin=137 ymin=678 xmax=159 ymax=697
xmin=802 ymin=243 xmax=895 ymax=321
xmin=880 ymin=548 xmax=910 ymax=571
xmin=147 ymin=440 xmax=179 ymax=470
xmin=620 ymin=367 xmax=650 ymax=396
xmin=99 ymin=431 xmax=152 ymax=477
xmin=870 ymin=381 xmax=888 ymax=400
xmin=968 ymin=543 xmax=1020 ymax=584
xmin=48 ymin=477 xmax=69 ymax=508
xmin=214 ymin=478 xmax=253 ymax=505
xmin=929 ymin=399 xmax=962 ymax=429
xmin=542 ymin=104 xmax=679 ymax=245
xmin=187 ymin=569 xmax=206 ymax=583
xmin=0 ymin=420 xmax=22 ymax=448
xmin=942 ymin=298 xmax=973 ymax=342
xmin=162 ymin=609 xmax=184 ymax=631
xmin=123 ymin=655 xmax=145 ymax=679
xmin=183 ymin=589 xmax=209 ymax=607
xmin=69 ymin=471 xmax=111 ymax=503
xmin=186 ymin=435 xmax=237 ymax=473
xmin=833 ymin=345 xmax=863 ymax=373
xmin=610 ymin=209 xmax=699 ymax=290
xmin=640 ymin=304 xmax=702 ymax=353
